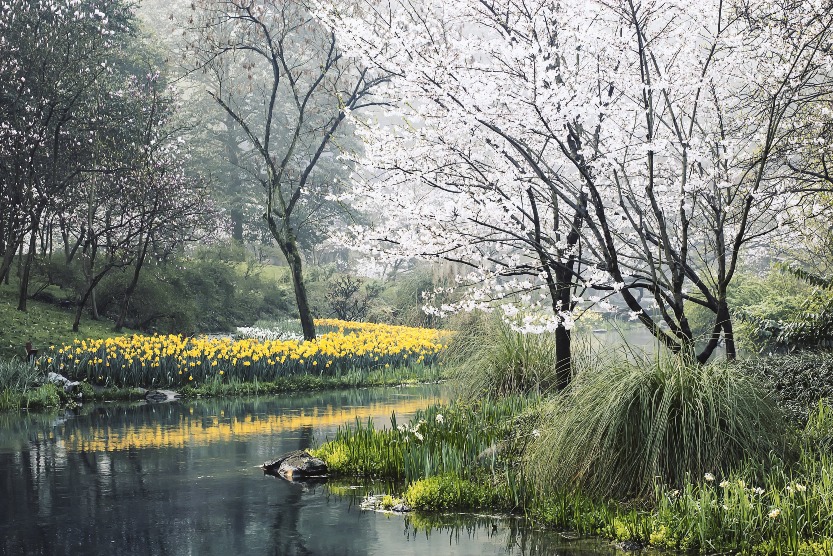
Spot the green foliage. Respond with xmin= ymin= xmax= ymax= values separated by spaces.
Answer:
xmin=0 ymin=358 xmax=66 ymax=411
xmin=405 ymin=474 xmax=509 ymax=511
xmin=736 ymin=352 xmax=833 ymax=424
xmin=0 ymin=281 xmax=131 ymax=360
xmin=447 ymin=313 xmax=558 ymax=400
xmin=325 ymin=275 xmax=381 ymax=321
xmin=96 ymin=252 xmax=291 ymax=333
xmin=804 ymin=399 xmax=833 ymax=453
xmin=697 ymin=264 xmax=833 ymax=353
xmin=0 ymin=358 xmax=42 ymax=391
xmin=313 ymin=397 xmax=533 ymax=482
xmin=528 ymin=490 xmax=618 ymax=536
xmin=20 ymin=383 xmax=62 ymax=410
xmin=686 ymin=268 xmax=814 ymax=352
xmin=527 ymin=354 xmax=786 ymax=498
xmin=629 ymin=449 xmax=833 ymax=554
xmin=375 ymin=269 xmax=457 ymax=328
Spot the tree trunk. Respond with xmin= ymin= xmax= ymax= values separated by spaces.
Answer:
xmin=0 ymin=239 xmax=18 ymax=285
xmin=720 ymin=301 xmax=737 ymax=360
xmin=91 ymin=288 xmax=99 ymax=320
xmin=554 ymin=324 xmax=571 ymax=391
xmin=115 ymin=260 xmax=145 ymax=331
xmin=17 ymin=228 xmax=37 ymax=311
xmin=278 ymin=235 xmax=315 ymax=340
xmin=224 ymin=113 xmax=245 ymax=244
xmin=73 ymin=272 xmax=108 ymax=332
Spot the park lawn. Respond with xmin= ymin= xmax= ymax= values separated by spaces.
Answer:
xmin=0 ymin=282 xmax=137 ymax=360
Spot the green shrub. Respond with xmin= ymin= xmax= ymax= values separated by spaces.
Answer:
xmin=0 ymin=358 xmax=42 ymax=391
xmin=686 ymin=268 xmax=817 ymax=352
xmin=737 ymin=353 xmax=833 ymax=424
xmin=405 ymin=474 xmax=507 ymax=511
xmin=22 ymin=383 xmax=61 ymax=409
xmin=447 ymin=314 xmax=558 ymax=399
xmin=804 ymin=399 xmax=833 ymax=453
xmin=527 ymin=355 xmax=786 ymax=499
xmin=76 ymin=381 xmax=95 ymax=401
xmin=378 ymin=269 xmax=457 ymax=328
xmin=95 ymin=252 xmax=292 ymax=333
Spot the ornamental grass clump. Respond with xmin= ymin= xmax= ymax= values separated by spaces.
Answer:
xmin=0 ymin=358 xmax=42 ymax=392
xmin=527 ymin=354 xmax=787 ymax=499
xmin=447 ymin=314 xmax=558 ymax=400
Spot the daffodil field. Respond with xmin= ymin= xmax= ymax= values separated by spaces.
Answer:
xmin=40 ymin=319 xmax=450 ymax=388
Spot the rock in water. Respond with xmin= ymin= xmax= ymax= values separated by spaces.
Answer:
xmin=262 ymin=450 xmax=327 ymax=480
xmin=145 ymin=390 xmax=180 ymax=403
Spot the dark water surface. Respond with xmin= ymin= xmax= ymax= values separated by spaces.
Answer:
xmin=0 ymin=386 xmax=621 ymax=555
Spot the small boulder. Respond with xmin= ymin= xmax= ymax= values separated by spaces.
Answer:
xmin=615 ymin=540 xmax=644 ymax=552
xmin=262 ymin=450 xmax=327 ymax=480
xmin=47 ymin=372 xmax=81 ymax=393
xmin=145 ymin=390 xmax=180 ymax=403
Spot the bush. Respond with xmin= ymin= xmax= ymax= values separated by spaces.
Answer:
xmin=22 ymin=383 xmax=61 ymax=410
xmin=736 ymin=353 xmax=833 ymax=424
xmin=95 ymin=252 xmax=292 ymax=333
xmin=526 ymin=355 xmax=786 ymax=499
xmin=804 ymin=399 xmax=833 ymax=453
xmin=447 ymin=314 xmax=558 ymax=400
xmin=379 ymin=269 xmax=458 ymax=328
xmin=405 ymin=474 xmax=508 ymax=511
xmin=686 ymin=268 xmax=816 ymax=352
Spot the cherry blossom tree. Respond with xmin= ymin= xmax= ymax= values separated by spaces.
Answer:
xmin=315 ymin=0 xmax=833 ymax=379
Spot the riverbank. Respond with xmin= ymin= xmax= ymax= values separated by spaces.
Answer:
xmin=306 ymin=337 xmax=833 ymax=556
xmin=312 ymin=394 xmax=833 ymax=555
xmin=1 ymin=319 xmax=451 ymax=411
xmin=0 ymin=362 xmax=446 ymax=412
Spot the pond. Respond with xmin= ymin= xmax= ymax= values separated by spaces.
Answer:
xmin=0 ymin=386 xmax=625 ymax=555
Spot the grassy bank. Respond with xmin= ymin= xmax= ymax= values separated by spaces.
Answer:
xmin=313 ymin=395 xmax=833 ymax=555
xmin=2 ymin=318 xmax=451 ymax=411
xmin=309 ymin=318 xmax=833 ymax=555
xmin=0 ymin=357 xmax=446 ymax=411
xmin=0 ymin=282 xmax=136 ymax=360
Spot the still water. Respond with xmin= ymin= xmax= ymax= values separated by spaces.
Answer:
xmin=0 ymin=386 xmax=623 ymax=555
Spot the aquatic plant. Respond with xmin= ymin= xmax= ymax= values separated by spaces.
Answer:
xmin=313 ymin=397 xmax=534 ymax=483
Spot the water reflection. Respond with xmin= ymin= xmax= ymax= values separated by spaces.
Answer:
xmin=0 ymin=386 xmax=624 ymax=555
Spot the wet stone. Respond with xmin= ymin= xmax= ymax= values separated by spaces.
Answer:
xmin=262 ymin=450 xmax=327 ymax=480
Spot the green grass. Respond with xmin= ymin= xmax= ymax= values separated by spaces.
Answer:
xmin=445 ymin=314 xmax=559 ymax=400
xmin=405 ymin=474 xmax=512 ymax=511
xmin=234 ymin=262 xmax=291 ymax=283
xmin=315 ymin=387 xmax=833 ymax=555
xmin=312 ymin=396 xmax=534 ymax=483
xmin=0 ymin=282 xmax=136 ymax=360
xmin=526 ymin=353 xmax=786 ymax=499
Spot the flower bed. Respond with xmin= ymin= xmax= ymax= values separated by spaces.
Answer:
xmin=41 ymin=319 xmax=449 ymax=388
